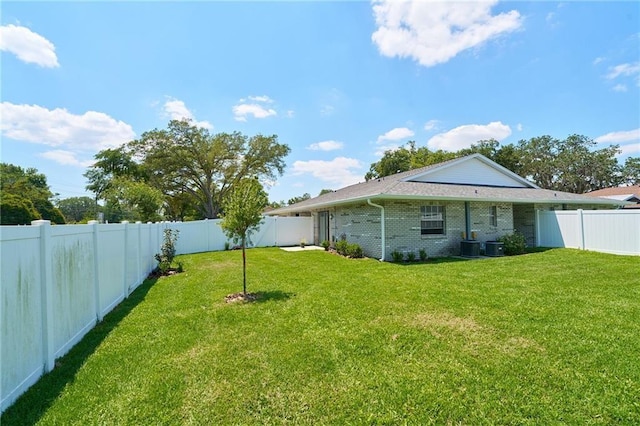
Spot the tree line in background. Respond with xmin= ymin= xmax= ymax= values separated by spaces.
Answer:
xmin=366 ymin=135 xmax=639 ymax=193
xmin=1 ymin=127 xmax=639 ymax=226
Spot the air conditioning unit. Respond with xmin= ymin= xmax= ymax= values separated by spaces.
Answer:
xmin=485 ymin=241 xmax=505 ymax=257
xmin=460 ymin=240 xmax=480 ymax=257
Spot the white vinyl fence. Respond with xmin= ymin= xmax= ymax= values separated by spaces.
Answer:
xmin=537 ymin=209 xmax=640 ymax=255
xmin=0 ymin=216 xmax=312 ymax=412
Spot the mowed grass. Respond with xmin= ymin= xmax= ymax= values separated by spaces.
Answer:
xmin=3 ymin=248 xmax=640 ymax=425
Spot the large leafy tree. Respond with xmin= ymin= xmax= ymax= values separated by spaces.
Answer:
xmin=220 ymin=178 xmax=268 ymax=296
xmin=84 ymin=147 xmax=143 ymax=201
xmin=56 ymin=196 xmax=97 ymax=223
xmin=621 ymin=157 xmax=640 ymax=186
xmin=0 ymin=163 xmax=65 ymax=224
xmin=104 ymin=178 xmax=164 ymax=222
xmin=127 ymin=120 xmax=290 ymax=219
xmin=518 ymin=135 xmax=622 ymax=193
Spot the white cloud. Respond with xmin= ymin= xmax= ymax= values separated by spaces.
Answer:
xmin=612 ymin=84 xmax=628 ymax=92
xmin=371 ymin=0 xmax=522 ymax=67
xmin=286 ymin=110 xmax=295 ymax=118
xmin=375 ymin=143 xmax=404 ymax=158
xmin=0 ymin=102 xmax=135 ymax=152
xmin=163 ymin=97 xmax=213 ymax=129
xmin=427 ymin=121 xmax=512 ymax=151
xmin=307 ymin=140 xmax=344 ymax=151
xmin=620 ymin=143 xmax=640 ymax=156
xmin=246 ymin=95 xmax=274 ymax=103
xmin=424 ymin=119 xmax=439 ymax=131
xmin=0 ymin=24 xmax=59 ymax=68
xmin=320 ymin=105 xmax=335 ymax=116
xmin=39 ymin=150 xmax=93 ymax=167
xmin=233 ymin=95 xmax=277 ymax=122
xmin=595 ymin=128 xmax=640 ymax=144
xmin=292 ymin=157 xmax=363 ymax=187
xmin=377 ymin=127 xmax=414 ymax=143
xmin=516 ymin=123 xmax=523 ymax=131
xmin=593 ymin=57 xmax=605 ymax=65
xmin=606 ymin=62 xmax=640 ymax=80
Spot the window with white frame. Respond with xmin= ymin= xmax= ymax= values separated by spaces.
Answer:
xmin=489 ymin=205 xmax=497 ymax=227
xmin=421 ymin=205 xmax=445 ymax=235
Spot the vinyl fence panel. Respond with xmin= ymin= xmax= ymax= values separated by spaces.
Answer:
xmin=50 ymin=225 xmax=96 ymax=360
xmin=0 ymin=226 xmax=44 ymax=412
xmin=537 ymin=209 xmax=639 ymax=255
xmin=1 ymin=216 xmax=313 ymax=412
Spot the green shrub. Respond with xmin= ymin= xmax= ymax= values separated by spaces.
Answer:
xmin=335 ymin=240 xmax=349 ymax=256
xmin=391 ymin=250 xmax=404 ymax=262
xmin=406 ymin=251 xmax=416 ymax=262
xmin=347 ymin=243 xmax=363 ymax=258
xmin=419 ymin=249 xmax=428 ymax=261
xmin=321 ymin=240 xmax=330 ymax=251
xmin=498 ymin=232 xmax=526 ymax=255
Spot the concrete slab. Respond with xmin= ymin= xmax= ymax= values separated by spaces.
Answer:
xmin=280 ymin=245 xmax=325 ymax=252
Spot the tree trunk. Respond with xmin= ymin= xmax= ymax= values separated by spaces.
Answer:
xmin=242 ymin=236 xmax=247 ymax=295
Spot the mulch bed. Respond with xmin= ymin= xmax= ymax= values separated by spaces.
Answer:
xmin=225 ymin=292 xmax=260 ymax=303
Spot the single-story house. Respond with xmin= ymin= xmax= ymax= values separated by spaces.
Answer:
xmin=267 ymin=154 xmax=627 ymax=260
xmin=586 ymin=185 xmax=640 ymax=208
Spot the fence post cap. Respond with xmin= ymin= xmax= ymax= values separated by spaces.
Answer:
xmin=87 ymin=220 xmax=99 ymax=224
xmin=31 ymin=219 xmax=51 ymax=226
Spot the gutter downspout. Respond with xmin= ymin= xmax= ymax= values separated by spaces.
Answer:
xmin=367 ymin=199 xmax=385 ymax=261
xmin=464 ymin=201 xmax=471 ymax=240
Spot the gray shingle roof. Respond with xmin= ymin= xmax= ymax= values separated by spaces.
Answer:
xmin=268 ymin=154 xmax=626 ymax=214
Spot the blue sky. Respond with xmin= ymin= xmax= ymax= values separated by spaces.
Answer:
xmin=1 ymin=1 xmax=639 ymax=204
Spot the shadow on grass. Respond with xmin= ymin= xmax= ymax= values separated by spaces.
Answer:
xmin=525 ymin=246 xmax=555 ymax=254
xmin=255 ymin=290 xmax=294 ymax=303
xmin=391 ymin=256 xmax=473 ymax=266
xmin=0 ymin=277 xmax=158 ymax=426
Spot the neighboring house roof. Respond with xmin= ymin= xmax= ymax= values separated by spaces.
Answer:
xmin=586 ymin=185 xmax=640 ymax=204
xmin=269 ymin=154 xmax=628 ymax=215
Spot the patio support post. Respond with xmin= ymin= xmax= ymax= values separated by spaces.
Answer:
xmin=367 ymin=199 xmax=385 ymax=261
xmin=464 ymin=201 xmax=471 ymax=240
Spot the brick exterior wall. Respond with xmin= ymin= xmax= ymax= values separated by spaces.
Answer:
xmin=323 ymin=200 xmax=514 ymax=260
xmin=308 ymin=200 xmax=613 ymax=261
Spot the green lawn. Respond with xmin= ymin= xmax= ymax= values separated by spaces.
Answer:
xmin=3 ymin=248 xmax=640 ymax=425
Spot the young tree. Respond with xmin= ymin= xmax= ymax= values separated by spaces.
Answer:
xmin=220 ymin=178 xmax=268 ymax=296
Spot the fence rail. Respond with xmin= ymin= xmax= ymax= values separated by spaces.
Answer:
xmin=537 ymin=209 xmax=640 ymax=255
xmin=0 ymin=216 xmax=312 ymax=412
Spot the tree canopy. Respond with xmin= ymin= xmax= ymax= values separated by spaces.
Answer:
xmin=85 ymin=120 xmax=290 ymax=220
xmin=56 ymin=196 xmax=97 ymax=223
xmin=0 ymin=163 xmax=65 ymax=224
